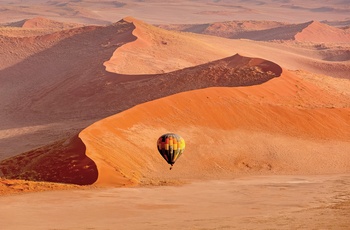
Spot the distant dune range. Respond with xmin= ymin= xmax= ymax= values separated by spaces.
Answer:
xmin=0 ymin=17 xmax=350 ymax=188
xmin=158 ymin=20 xmax=350 ymax=43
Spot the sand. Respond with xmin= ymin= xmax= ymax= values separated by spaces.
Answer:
xmin=1 ymin=174 xmax=350 ymax=230
xmin=0 ymin=1 xmax=350 ymax=229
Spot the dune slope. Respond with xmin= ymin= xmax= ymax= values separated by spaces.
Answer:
xmin=79 ymin=70 xmax=350 ymax=186
xmin=2 ymin=64 xmax=349 ymax=186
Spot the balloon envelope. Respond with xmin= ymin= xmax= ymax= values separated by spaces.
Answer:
xmin=157 ymin=133 xmax=185 ymax=166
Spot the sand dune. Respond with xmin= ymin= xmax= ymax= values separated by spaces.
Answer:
xmin=295 ymin=21 xmax=350 ymax=43
xmin=0 ymin=17 xmax=299 ymax=158
xmin=0 ymin=16 xmax=349 ymax=162
xmin=103 ymin=17 xmax=236 ymax=74
xmin=159 ymin=20 xmax=350 ymax=43
xmin=79 ymin=70 xmax=350 ymax=186
xmin=0 ymin=16 xmax=350 ymax=191
xmin=4 ymin=17 xmax=82 ymax=29
xmin=1 ymin=2 xmax=350 ymax=229
xmin=2 ymin=63 xmax=349 ymax=186
xmin=0 ymin=54 xmax=283 ymax=185
xmin=157 ymin=21 xmax=290 ymax=39
xmin=103 ymin=18 xmax=350 ymax=77
xmin=0 ymin=17 xmax=84 ymax=38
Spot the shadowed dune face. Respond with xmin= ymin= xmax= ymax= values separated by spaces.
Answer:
xmin=0 ymin=19 xmax=137 ymax=157
xmin=0 ymin=135 xmax=98 ymax=185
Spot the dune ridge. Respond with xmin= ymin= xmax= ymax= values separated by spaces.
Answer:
xmin=103 ymin=17 xmax=237 ymax=74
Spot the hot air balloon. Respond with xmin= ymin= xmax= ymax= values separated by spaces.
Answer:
xmin=157 ymin=133 xmax=185 ymax=170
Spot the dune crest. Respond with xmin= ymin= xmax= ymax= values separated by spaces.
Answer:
xmin=295 ymin=21 xmax=350 ymax=43
xmin=103 ymin=17 xmax=234 ymax=74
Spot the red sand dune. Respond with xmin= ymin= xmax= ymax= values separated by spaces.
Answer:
xmin=0 ymin=53 xmax=282 ymax=185
xmin=0 ymin=2 xmax=349 ymax=228
xmin=79 ymin=70 xmax=350 ymax=186
xmin=1 ymin=62 xmax=349 ymax=186
xmin=0 ymin=17 xmax=349 ymax=163
xmin=102 ymin=18 xmax=350 ymax=77
xmin=0 ymin=17 xmax=349 ymax=190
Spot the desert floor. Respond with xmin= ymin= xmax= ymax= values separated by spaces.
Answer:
xmin=1 ymin=174 xmax=350 ymax=230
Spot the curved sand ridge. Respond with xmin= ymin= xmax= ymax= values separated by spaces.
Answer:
xmin=103 ymin=17 xmax=236 ymax=74
xmin=3 ymin=57 xmax=349 ymax=186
